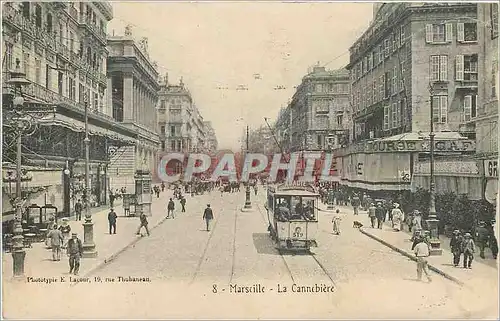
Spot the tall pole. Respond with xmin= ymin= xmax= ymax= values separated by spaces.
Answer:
xmin=426 ymin=93 xmax=441 ymax=255
xmin=82 ymin=98 xmax=97 ymax=258
xmin=12 ymin=129 xmax=26 ymax=276
xmin=243 ymin=125 xmax=252 ymax=210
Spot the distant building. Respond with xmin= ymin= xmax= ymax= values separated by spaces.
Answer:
xmin=341 ymin=3 xmax=481 ymax=195
xmin=107 ymin=31 xmax=160 ymax=190
xmin=203 ymin=121 xmax=218 ymax=152
xmin=274 ymin=66 xmax=350 ymax=153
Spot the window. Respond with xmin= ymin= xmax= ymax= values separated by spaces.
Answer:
xmin=384 ymin=39 xmax=390 ymax=58
xmin=23 ymin=52 xmax=30 ymax=80
xmin=35 ymin=4 xmax=42 ymax=28
xmin=46 ymin=13 xmax=53 ymax=33
xmin=401 ymin=98 xmax=408 ymax=125
xmin=69 ymin=77 xmax=76 ymax=101
xmin=378 ymin=45 xmax=383 ymax=64
xmin=383 ymin=105 xmax=390 ymax=130
xmin=425 ymin=23 xmax=452 ymax=43
xmin=170 ymin=126 xmax=176 ymax=136
xmin=171 ymin=141 xmax=176 ymax=151
xmin=160 ymin=125 xmax=165 ymax=134
xmin=337 ymin=114 xmax=343 ymax=126
xmin=5 ymin=43 xmax=13 ymax=71
xmin=368 ymin=53 xmax=372 ymax=71
xmin=372 ymin=79 xmax=377 ymax=102
xmin=456 ymin=54 xmax=478 ymax=81
xmin=58 ymin=71 xmax=63 ymax=95
xmin=430 ymin=55 xmax=448 ymax=82
xmin=397 ymin=100 xmax=402 ymax=127
xmin=457 ymin=22 xmax=477 ymax=42
xmin=69 ymin=32 xmax=74 ymax=52
xmin=363 ymin=57 xmax=368 ymax=74
xmin=314 ymin=100 xmax=329 ymax=114
xmin=161 ymin=141 xmax=165 ymax=150
xmin=94 ymin=92 xmax=99 ymax=111
xmin=46 ymin=64 xmax=51 ymax=89
xmin=493 ymin=60 xmax=498 ymax=97
xmin=22 ymin=2 xmax=30 ymax=18
xmin=384 ymin=72 xmax=390 ymax=98
xmin=432 ymin=95 xmax=448 ymax=124
xmin=492 ymin=4 xmax=499 ymax=39
xmin=329 ymin=83 xmax=335 ymax=92
xmin=391 ymin=102 xmax=397 ymax=129
xmin=315 ymin=84 xmax=323 ymax=93
xmin=177 ymin=141 xmax=182 ymax=152
xmin=463 ymin=95 xmax=477 ymax=122
xmin=373 ymin=48 xmax=379 ymax=66
xmin=34 ymin=58 xmax=41 ymax=84
xmin=79 ymin=83 xmax=84 ymax=103
xmin=392 ymin=33 xmax=397 ymax=53
xmin=317 ymin=135 xmax=323 ymax=149
xmin=400 ymin=25 xmax=406 ymax=47
xmin=379 ymin=74 xmax=385 ymax=99
xmin=392 ymin=66 xmax=398 ymax=95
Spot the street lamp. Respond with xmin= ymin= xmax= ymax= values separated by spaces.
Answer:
xmin=426 ymin=86 xmax=442 ymax=255
xmin=81 ymin=95 xmax=97 ymax=258
xmin=5 ymin=59 xmax=33 ymax=276
xmin=243 ymin=125 xmax=253 ymax=210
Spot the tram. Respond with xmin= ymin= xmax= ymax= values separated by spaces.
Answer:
xmin=265 ymin=183 xmax=320 ymax=251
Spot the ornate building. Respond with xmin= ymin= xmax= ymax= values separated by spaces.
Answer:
xmin=274 ymin=66 xmax=350 ymax=153
xmin=106 ymin=27 xmax=160 ymax=190
xmin=203 ymin=121 xmax=218 ymax=152
xmin=1 ymin=2 xmax=133 ymax=221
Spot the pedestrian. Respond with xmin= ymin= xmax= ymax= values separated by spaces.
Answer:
xmin=74 ymin=199 xmax=83 ymax=221
xmin=391 ymin=203 xmax=404 ymax=232
xmin=413 ymin=236 xmax=432 ymax=282
xmin=375 ymin=202 xmax=385 ymax=229
xmin=180 ymin=196 xmax=186 ymax=212
xmin=462 ymin=232 xmax=475 ymax=269
xmin=161 ymin=182 xmax=165 ymax=192
xmin=476 ymin=221 xmax=489 ymax=259
xmin=136 ymin=211 xmax=150 ymax=236
xmin=411 ymin=210 xmax=423 ymax=240
xmin=203 ymin=204 xmax=214 ymax=231
xmin=46 ymin=224 xmax=64 ymax=261
xmin=167 ymin=198 xmax=175 ymax=219
xmin=351 ymin=193 xmax=360 ymax=215
xmin=450 ymin=229 xmax=463 ymax=267
xmin=67 ymin=233 xmax=83 ymax=275
xmin=58 ymin=218 xmax=71 ymax=249
xmin=108 ymin=208 xmax=117 ymax=234
xmin=109 ymin=192 xmax=115 ymax=208
xmin=368 ymin=203 xmax=377 ymax=228
xmin=332 ymin=209 xmax=342 ymax=235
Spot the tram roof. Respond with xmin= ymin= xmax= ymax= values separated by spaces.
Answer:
xmin=267 ymin=185 xmax=320 ymax=197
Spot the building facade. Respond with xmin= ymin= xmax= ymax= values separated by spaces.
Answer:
xmin=1 ymin=2 xmax=136 ymax=222
xmin=341 ymin=3 xmax=480 ymax=195
xmin=107 ymin=29 xmax=160 ymax=190
xmin=203 ymin=121 xmax=218 ymax=152
xmin=274 ymin=66 xmax=350 ymax=153
xmin=477 ymin=3 xmax=498 ymax=204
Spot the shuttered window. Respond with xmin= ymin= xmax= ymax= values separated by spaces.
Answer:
xmin=383 ymin=105 xmax=390 ymax=130
xmin=432 ymin=95 xmax=448 ymax=124
xmin=463 ymin=95 xmax=477 ymax=122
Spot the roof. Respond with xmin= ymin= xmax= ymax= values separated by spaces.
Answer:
xmin=270 ymin=190 xmax=320 ymax=197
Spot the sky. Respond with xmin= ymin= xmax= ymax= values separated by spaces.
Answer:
xmin=108 ymin=1 xmax=374 ymax=150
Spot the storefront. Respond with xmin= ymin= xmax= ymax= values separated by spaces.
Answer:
xmin=483 ymin=158 xmax=499 ymax=204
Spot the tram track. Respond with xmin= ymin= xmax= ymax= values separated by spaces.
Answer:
xmin=255 ymin=200 xmax=337 ymax=287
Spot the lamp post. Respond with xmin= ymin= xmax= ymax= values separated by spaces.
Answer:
xmin=81 ymin=96 xmax=97 ymax=258
xmin=243 ymin=125 xmax=252 ymax=210
xmin=426 ymin=90 xmax=442 ymax=255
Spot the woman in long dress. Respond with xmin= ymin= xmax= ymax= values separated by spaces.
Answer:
xmin=391 ymin=203 xmax=404 ymax=232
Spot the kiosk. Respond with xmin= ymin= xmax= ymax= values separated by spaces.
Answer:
xmin=134 ymin=169 xmax=152 ymax=216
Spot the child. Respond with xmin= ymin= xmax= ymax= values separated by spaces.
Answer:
xmin=332 ymin=209 xmax=342 ymax=235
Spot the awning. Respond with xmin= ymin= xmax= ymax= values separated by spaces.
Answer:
xmin=339 ymin=179 xmax=410 ymax=191
xmin=38 ymin=114 xmax=136 ymax=145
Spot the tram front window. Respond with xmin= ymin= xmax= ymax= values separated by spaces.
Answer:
xmin=302 ymin=197 xmax=316 ymax=221
xmin=274 ymin=196 xmax=291 ymax=222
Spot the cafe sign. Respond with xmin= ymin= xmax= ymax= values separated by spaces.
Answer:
xmin=336 ymin=139 xmax=476 ymax=155
xmin=484 ymin=159 xmax=499 ymax=178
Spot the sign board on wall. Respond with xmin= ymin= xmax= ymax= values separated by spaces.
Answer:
xmin=339 ymin=153 xmax=411 ymax=183
xmin=484 ymin=159 xmax=499 ymax=178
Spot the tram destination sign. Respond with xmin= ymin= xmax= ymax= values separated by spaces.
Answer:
xmin=341 ymin=139 xmax=475 ymax=154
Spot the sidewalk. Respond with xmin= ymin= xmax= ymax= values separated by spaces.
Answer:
xmin=2 ymin=192 xmax=170 ymax=282
xmin=333 ymin=205 xmax=499 ymax=289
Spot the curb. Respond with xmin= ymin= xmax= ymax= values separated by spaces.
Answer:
xmin=240 ymin=207 xmax=255 ymax=212
xmin=70 ymin=215 xmax=169 ymax=286
xmin=359 ymin=227 xmax=465 ymax=287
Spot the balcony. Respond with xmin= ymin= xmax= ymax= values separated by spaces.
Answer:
xmin=2 ymin=4 xmax=23 ymax=31
xmin=56 ymin=42 xmax=71 ymax=62
xmin=79 ymin=15 xmax=106 ymax=45
xmin=21 ymin=17 xmax=36 ymax=39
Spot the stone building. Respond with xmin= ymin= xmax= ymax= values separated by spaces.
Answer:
xmin=1 ymin=2 xmax=130 ymax=222
xmin=339 ymin=3 xmax=480 ymax=195
xmin=106 ymin=29 xmax=160 ymax=190
xmin=203 ymin=121 xmax=218 ymax=152
xmin=477 ymin=3 xmax=498 ymax=204
xmin=274 ymin=66 xmax=350 ymax=153
xmin=157 ymin=75 xmax=212 ymax=174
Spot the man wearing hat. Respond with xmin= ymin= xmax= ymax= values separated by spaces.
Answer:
xmin=58 ymin=218 xmax=71 ymax=249
xmin=67 ymin=233 xmax=83 ymax=275
xmin=368 ymin=203 xmax=377 ymax=228
xmin=450 ymin=229 xmax=464 ymax=267
xmin=476 ymin=221 xmax=489 ymax=259
xmin=462 ymin=232 xmax=475 ymax=269
xmin=391 ymin=203 xmax=404 ymax=232
xmin=375 ymin=202 xmax=385 ymax=229
xmin=203 ymin=204 xmax=214 ymax=232
xmin=108 ymin=208 xmax=117 ymax=235
xmin=413 ymin=235 xmax=432 ymax=282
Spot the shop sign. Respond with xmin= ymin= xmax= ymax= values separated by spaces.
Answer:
xmin=341 ymin=139 xmax=476 ymax=155
xmin=421 ymin=140 xmax=475 ymax=152
xmin=413 ymin=161 xmax=479 ymax=175
xmin=484 ymin=159 xmax=499 ymax=178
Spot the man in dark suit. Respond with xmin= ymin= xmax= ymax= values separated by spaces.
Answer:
xmin=203 ymin=204 xmax=214 ymax=231
xmin=74 ymin=199 xmax=83 ymax=221
xmin=67 ymin=233 xmax=83 ymax=275
xmin=108 ymin=208 xmax=117 ymax=234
